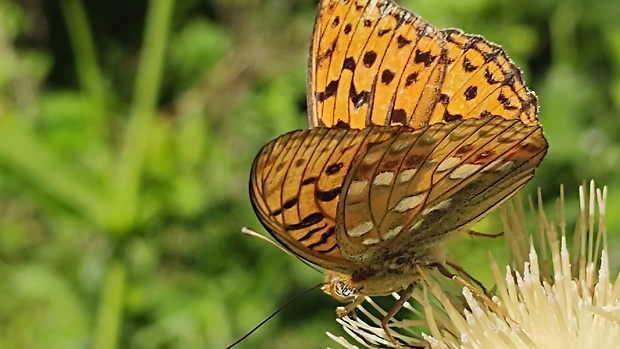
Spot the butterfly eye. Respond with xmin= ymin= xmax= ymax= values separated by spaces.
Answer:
xmin=322 ymin=271 xmax=357 ymax=302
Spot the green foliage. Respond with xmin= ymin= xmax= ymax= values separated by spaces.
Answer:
xmin=0 ymin=0 xmax=618 ymax=348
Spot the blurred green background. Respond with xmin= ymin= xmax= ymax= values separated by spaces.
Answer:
xmin=1 ymin=0 xmax=619 ymax=348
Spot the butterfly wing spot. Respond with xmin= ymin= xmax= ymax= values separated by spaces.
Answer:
xmin=421 ymin=198 xmax=452 ymax=215
xmin=362 ymin=237 xmax=381 ymax=245
xmin=398 ymin=168 xmax=417 ymax=183
xmin=316 ymin=186 xmax=342 ymax=202
xmin=351 ymin=88 xmax=371 ymax=109
xmin=382 ymin=225 xmax=403 ymax=240
xmin=462 ymin=56 xmax=478 ymax=72
xmin=464 ymin=85 xmax=478 ymax=101
xmin=393 ymin=194 xmax=425 ymax=213
xmin=419 ymin=134 xmax=437 ymax=146
xmin=331 ymin=16 xmax=340 ymax=28
xmin=362 ymin=148 xmax=386 ymax=165
xmin=404 ymin=72 xmax=418 ymax=87
xmin=483 ymin=67 xmax=502 ymax=85
xmin=404 ymin=154 xmax=424 ymax=167
xmin=307 ymin=227 xmax=339 ymax=252
xmin=443 ymin=111 xmax=463 ymax=122
xmin=348 ymin=221 xmax=374 ymax=237
xmin=348 ymin=179 xmax=369 ymax=196
xmin=294 ymin=158 xmax=306 ymax=168
xmin=316 ymin=80 xmax=339 ymax=103
xmin=481 ymin=159 xmax=515 ymax=173
xmin=448 ymin=163 xmax=482 ymax=179
xmin=408 ymin=219 xmax=424 ymax=232
xmin=388 ymin=108 xmax=408 ymax=125
xmin=363 ymin=51 xmax=378 ymax=67
xmin=497 ymin=91 xmax=518 ymax=111
xmin=373 ymin=171 xmax=395 ymax=186
xmin=284 ymin=212 xmax=325 ymax=231
xmin=436 ymin=156 xmax=461 ymax=172
xmin=269 ymin=196 xmax=299 ymax=217
xmin=390 ymin=137 xmax=414 ymax=152
xmin=413 ymin=49 xmax=437 ymax=66
xmin=438 ymin=94 xmax=450 ymax=105
xmin=326 ymin=162 xmax=344 ymax=174
xmin=301 ymin=176 xmax=318 ymax=186
xmin=343 ymin=57 xmax=356 ymax=71
xmin=274 ymin=162 xmax=286 ymax=173
xmin=456 ymin=144 xmax=473 ymax=154
xmin=334 ymin=120 xmax=351 ymax=128
xmin=477 ymin=150 xmax=492 ymax=158
xmin=381 ymin=69 xmax=396 ymax=84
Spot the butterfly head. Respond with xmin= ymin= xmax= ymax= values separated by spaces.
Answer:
xmin=322 ymin=271 xmax=358 ymax=302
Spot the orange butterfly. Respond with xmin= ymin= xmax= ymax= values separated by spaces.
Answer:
xmin=249 ymin=0 xmax=547 ymax=347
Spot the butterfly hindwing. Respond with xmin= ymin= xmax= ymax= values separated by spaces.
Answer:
xmin=335 ymin=117 xmax=547 ymax=263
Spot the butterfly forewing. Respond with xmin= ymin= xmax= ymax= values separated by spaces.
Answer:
xmin=427 ymin=30 xmax=538 ymax=126
xmin=309 ymin=0 xmax=538 ymax=130
xmin=309 ymin=0 xmax=446 ymax=129
xmin=251 ymin=127 xmax=406 ymax=272
xmin=251 ymin=129 xmax=341 ymax=270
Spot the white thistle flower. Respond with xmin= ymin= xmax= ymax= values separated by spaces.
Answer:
xmin=327 ymin=181 xmax=620 ymax=349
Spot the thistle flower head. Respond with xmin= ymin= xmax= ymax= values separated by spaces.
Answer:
xmin=328 ymin=182 xmax=620 ymax=348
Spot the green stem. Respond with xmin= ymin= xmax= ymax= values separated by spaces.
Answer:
xmin=59 ymin=0 xmax=106 ymax=112
xmin=0 ymin=0 xmax=110 ymax=227
xmin=107 ymin=0 xmax=175 ymax=234
xmin=93 ymin=259 xmax=126 ymax=349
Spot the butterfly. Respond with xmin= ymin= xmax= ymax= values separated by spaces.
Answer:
xmin=249 ymin=0 xmax=548 ymax=347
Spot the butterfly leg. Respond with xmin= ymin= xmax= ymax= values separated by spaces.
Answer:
xmin=336 ymin=295 xmax=365 ymax=318
xmin=467 ymin=229 xmax=504 ymax=238
xmin=439 ymin=262 xmax=491 ymax=297
xmin=381 ymin=283 xmax=415 ymax=349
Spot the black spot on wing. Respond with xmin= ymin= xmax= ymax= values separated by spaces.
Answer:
xmin=389 ymin=108 xmax=407 ymax=125
xmin=444 ymin=111 xmax=462 ymax=122
xmin=405 ymin=72 xmax=418 ymax=87
xmin=363 ymin=51 xmax=378 ymax=67
xmin=285 ymin=212 xmax=324 ymax=230
xmin=316 ymin=186 xmax=342 ymax=202
xmin=344 ymin=23 xmax=352 ymax=34
xmin=325 ymin=162 xmax=344 ymax=175
xmin=301 ymin=176 xmax=317 ymax=185
xmin=462 ymin=57 xmax=478 ymax=72
xmin=343 ymin=57 xmax=356 ymax=71
xmin=317 ymin=80 xmax=339 ymax=102
xmin=464 ymin=85 xmax=478 ymax=100
xmin=381 ymin=69 xmax=395 ymax=84
xmin=414 ymin=49 xmax=437 ymax=66
xmin=331 ymin=16 xmax=340 ymax=28
xmin=397 ymin=35 xmax=412 ymax=48
xmin=307 ymin=227 xmax=336 ymax=251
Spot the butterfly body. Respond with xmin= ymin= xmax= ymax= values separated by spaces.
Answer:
xmin=249 ymin=0 xmax=548 ymax=346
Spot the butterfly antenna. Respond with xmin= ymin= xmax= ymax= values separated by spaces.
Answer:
xmin=225 ymin=283 xmax=323 ymax=348
xmin=241 ymin=227 xmax=324 ymax=274
xmin=241 ymin=227 xmax=294 ymax=256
